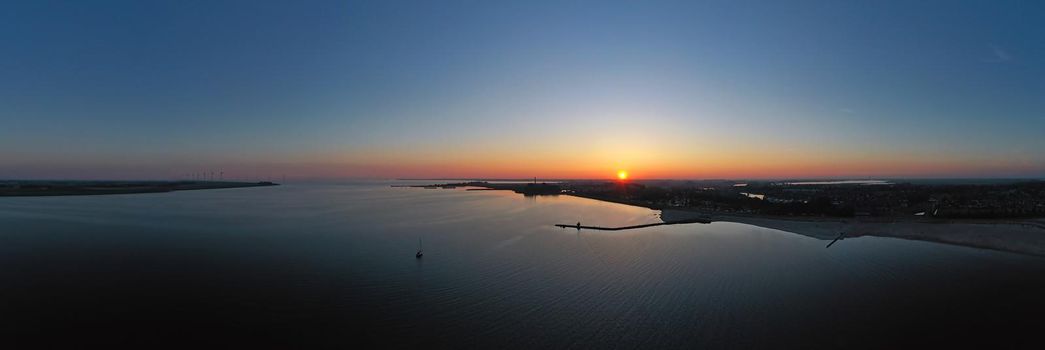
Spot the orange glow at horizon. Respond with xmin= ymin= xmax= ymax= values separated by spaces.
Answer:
xmin=306 ymin=139 xmax=1045 ymax=180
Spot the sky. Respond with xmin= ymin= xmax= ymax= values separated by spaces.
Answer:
xmin=2 ymin=0 xmax=1044 ymax=180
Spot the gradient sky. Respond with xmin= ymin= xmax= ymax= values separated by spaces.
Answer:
xmin=2 ymin=0 xmax=1044 ymax=180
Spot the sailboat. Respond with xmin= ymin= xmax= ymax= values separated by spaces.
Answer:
xmin=415 ymin=237 xmax=424 ymax=258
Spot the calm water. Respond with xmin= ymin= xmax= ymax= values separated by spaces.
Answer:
xmin=2 ymin=182 xmax=1044 ymax=348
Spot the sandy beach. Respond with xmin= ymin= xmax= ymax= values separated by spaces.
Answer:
xmin=661 ymin=208 xmax=1045 ymax=256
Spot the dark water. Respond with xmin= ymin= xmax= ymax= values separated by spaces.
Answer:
xmin=2 ymin=182 xmax=1044 ymax=348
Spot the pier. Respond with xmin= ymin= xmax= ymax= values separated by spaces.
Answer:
xmin=556 ymin=218 xmax=711 ymax=231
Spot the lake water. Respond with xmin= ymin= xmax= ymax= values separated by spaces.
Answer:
xmin=2 ymin=182 xmax=1044 ymax=348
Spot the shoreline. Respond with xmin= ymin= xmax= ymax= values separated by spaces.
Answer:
xmin=566 ymin=193 xmax=1045 ymax=257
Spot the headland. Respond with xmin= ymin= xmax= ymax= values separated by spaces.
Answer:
xmin=408 ymin=179 xmax=1045 ymax=256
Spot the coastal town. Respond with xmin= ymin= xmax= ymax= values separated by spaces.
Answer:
xmin=410 ymin=179 xmax=1045 ymax=220
xmin=566 ymin=179 xmax=1045 ymax=219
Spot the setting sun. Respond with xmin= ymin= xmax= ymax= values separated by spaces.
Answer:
xmin=617 ymin=170 xmax=628 ymax=180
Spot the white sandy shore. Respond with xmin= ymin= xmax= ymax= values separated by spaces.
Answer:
xmin=661 ymin=209 xmax=1045 ymax=256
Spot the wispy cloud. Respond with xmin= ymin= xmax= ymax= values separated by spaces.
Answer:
xmin=985 ymin=45 xmax=1012 ymax=63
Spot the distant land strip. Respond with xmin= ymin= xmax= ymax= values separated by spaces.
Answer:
xmin=0 ymin=181 xmax=278 ymax=197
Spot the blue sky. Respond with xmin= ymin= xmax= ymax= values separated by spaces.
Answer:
xmin=2 ymin=0 xmax=1043 ymax=179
